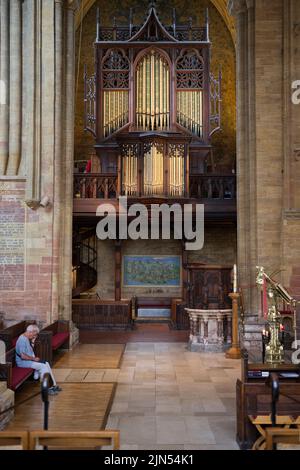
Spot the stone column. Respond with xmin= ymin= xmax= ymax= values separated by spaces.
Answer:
xmin=0 ymin=0 xmax=9 ymax=175
xmin=23 ymin=0 xmax=42 ymax=205
xmin=199 ymin=316 xmax=205 ymax=343
xmin=6 ymin=0 xmax=22 ymax=175
xmin=203 ymin=315 xmax=209 ymax=346
xmin=61 ymin=1 xmax=77 ymax=336
xmin=217 ymin=314 xmax=223 ymax=344
xmin=187 ymin=311 xmax=199 ymax=349
xmin=51 ymin=0 xmax=64 ymax=322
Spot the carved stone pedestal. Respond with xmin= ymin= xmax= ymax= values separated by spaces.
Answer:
xmin=0 ymin=382 xmax=14 ymax=430
xmin=186 ymin=308 xmax=232 ymax=352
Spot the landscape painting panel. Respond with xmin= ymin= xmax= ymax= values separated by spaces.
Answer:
xmin=123 ymin=256 xmax=181 ymax=286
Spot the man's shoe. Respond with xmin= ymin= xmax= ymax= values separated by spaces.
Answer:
xmin=52 ymin=385 xmax=62 ymax=392
xmin=48 ymin=387 xmax=58 ymax=395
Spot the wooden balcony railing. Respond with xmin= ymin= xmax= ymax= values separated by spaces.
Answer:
xmin=73 ymin=173 xmax=236 ymax=200
xmin=74 ymin=173 xmax=118 ymax=199
xmin=189 ymin=174 xmax=236 ymax=200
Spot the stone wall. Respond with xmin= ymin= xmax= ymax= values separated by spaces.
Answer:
xmin=91 ymin=226 xmax=236 ymax=300
xmin=74 ymin=0 xmax=236 ymax=168
xmin=0 ymin=180 xmax=58 ymax=326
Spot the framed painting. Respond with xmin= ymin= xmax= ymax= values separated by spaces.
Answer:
xmin=123 ymin=255 xmax=181 ymax=287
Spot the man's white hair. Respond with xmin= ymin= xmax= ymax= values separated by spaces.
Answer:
xmin=26 ymin=324 xmax=39 ymax=333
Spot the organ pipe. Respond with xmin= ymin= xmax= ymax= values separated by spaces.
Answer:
xmin=176 ymin=90 xmax=203 ymax=138
xmin=103 ymin=90 xmax=128 ymax=137
xmin=136 ymin=52 xmax=169 ymax=131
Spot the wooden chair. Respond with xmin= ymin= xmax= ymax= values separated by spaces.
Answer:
xmin=265 ymin=428 xmax=300 ymax=450
xmin=28 ymin=430 xmax=120 ymax=450
xmin=0 ymin=431 xmax=29 ymax=449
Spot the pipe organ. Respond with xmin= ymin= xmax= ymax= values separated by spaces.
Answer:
xmin=121 ymin=144 xmax=138 ymax=196
xmin=143 ymin=142 xmax=164 ymax=195
xmin=136 ymin=51 xmax=170 ymax=131
xmin=169 ymin=144 xmax=185 ymax=197
xmin=84 ymin=4 xmax=221 ymax=198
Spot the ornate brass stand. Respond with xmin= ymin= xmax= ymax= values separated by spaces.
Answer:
xmin=264 ymin=305 xmax=284 ymax=364
xmin=256 ymin=267 xmax=298 ymax=364
xmin=225 ymin=292 xmax=241 ymax=359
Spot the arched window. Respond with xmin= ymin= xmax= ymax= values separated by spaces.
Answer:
xmin=136 ymin=50 xmax=170 ymax=131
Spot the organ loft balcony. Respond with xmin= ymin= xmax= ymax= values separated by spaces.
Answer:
xmin=73 ymin=167 xmax=236 ymax=223
xmin=74 ymin=4 xmax=236 ymax=224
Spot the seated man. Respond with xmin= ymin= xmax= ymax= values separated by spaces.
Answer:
xmin=15 ymin=324 xmax=62 ymax=395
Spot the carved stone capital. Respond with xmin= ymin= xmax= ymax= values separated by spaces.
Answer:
xmin=228 ymin=0 xmax=247 ymax=17
xmin=294 ymin=145 xmax=300 ymax=162
xmin=67 ymin=0 xmax=80 ymax=11
xmin=24 ymin=199 xmax=40 ymax=210
xmin=246 ymin=0 xmax=255 ymax=10
xmin=294 ymin=23 xmax=300 ymax=37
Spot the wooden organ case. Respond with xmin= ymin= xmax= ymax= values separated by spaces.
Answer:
xmin=84 ymin=4 xmax=222 ymax=197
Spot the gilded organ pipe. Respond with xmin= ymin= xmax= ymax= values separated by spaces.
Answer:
xmin=136 ymin=52 xmax=169 ymax=131
xmin=103 ymin=91 xmax=129 ymax=137
xmin=176 ymin=91 xmax=203 ymax=138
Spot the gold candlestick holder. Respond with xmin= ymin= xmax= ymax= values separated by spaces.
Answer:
xmin=225 ymin=292 xmax=241 ymax=359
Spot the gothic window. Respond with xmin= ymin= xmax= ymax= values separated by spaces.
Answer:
xmin=136 ymin=50 xmax=170 ymax=131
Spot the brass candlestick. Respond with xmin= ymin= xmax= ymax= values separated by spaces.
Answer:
xmin=225 ymin=292 xmax=241 ymax=359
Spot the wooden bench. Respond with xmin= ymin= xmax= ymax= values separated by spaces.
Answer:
xmin=36 ymin=320 xmax=70 ymax=365
xmin=0 ymin=320 xmax=37 ymax=351
xmin=265 ymin=428 xmax=300 ymax=450
xmin=29 ymin=430 xmax=120 ymax=450
xmin=135 ymin=297 xmax=171 ymax=318
xmin=0 ymin=430 xmax=120 ymax=450
xmin=0 ymin=348 xmax=33 ymax=391
xmin=0 ymin=431 xmax=29 ymax=450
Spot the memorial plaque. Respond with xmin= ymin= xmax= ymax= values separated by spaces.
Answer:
xmin=0 ymin=182 xmax=25 ymax=290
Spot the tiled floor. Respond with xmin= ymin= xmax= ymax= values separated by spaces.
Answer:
xmin=104 ymin=343 xmax=241 ymax=450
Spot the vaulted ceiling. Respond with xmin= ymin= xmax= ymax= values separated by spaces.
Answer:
xmin=75 ymin=0 xmax=236 ymax=43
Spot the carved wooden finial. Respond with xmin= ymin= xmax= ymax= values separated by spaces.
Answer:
xmin=206 ymin=8 xmax=210 ymax=42
xmin=96 ymin=7 xmax=100 ymax=41
xmin=129 ymin=8 xmax=133 ymax=36
xmin=172 ymin=8 xmax=176 ymax=35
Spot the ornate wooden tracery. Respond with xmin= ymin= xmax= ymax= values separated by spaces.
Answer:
xmin=84 ymin=3 xmax=221 ymax=198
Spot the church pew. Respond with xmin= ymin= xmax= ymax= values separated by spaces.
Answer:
xmin=0 ymin=431 xmax=29 ymax=450
xmin=0 ymin=320 xmax=37 ymax=351
xmin=28 ymin=430 xmax=120 ymax=450
xmin=36 ymin=320 xmax=70 ymax=365
xmin=236 ymin=350 xmax=300 ymax=449
xmin=0 ymin=348 xmax=33 ymax=391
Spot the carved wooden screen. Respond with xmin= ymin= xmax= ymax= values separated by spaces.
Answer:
xmin=102 ymin=49 xmax=129 ymax=137
xmin=143 ymin=142 xmax=164 ymax=195
xmin=121 ymin=144 xmax=138 ymax=196
xmin=176 ymin=50 xmax=204 ymax=138
xmin=168 ymin=144 xmax=184 ymax=196
xmin=136 ymin=50 xmax=170 ymax=131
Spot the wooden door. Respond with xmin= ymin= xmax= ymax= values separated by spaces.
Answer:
xmin=188 ymin=266 xmax=232 ymax=309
